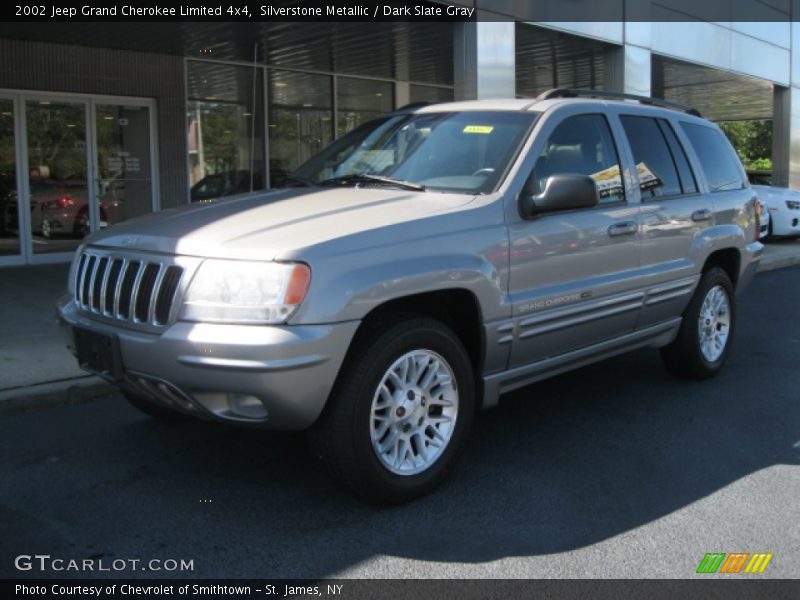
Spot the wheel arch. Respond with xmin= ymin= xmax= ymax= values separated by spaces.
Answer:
xmin=349 ymin=288 xmax=485 ymax=377
xmin=702 ymin=247 xmax=741 ymax=288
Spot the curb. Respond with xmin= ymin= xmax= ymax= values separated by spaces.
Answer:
xmin=758 ymin=253 xmax=800 ymax=273
xmin=0 ymin=376 xmax=116 ymax=417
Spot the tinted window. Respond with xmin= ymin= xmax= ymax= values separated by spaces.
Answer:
xmin=534 ymin=114 xmax=624 ymax=204
xmin=658 ymin=119 xmax=697 ymax=194
xmin=621 ymin=116 xmax=682 ymax=198
xmin=680 ymin=122 xmax=745 ymax=192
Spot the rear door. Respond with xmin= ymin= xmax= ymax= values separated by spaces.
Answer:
xmin=620 ymin=115 xmax=745 ymax=327
xmin=624 ymin=116 xmax=731 ymax=329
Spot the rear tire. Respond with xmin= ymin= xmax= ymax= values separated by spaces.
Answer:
xmin=660 ymin=267 xmax=736 ymax=379
xmin=309 ymin=316 xmax=475 ymax=504
xmin=124 ymin=391 xmax=191 ymax=422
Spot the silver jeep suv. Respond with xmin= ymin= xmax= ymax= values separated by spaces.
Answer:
xmin=58 ymin=89 xmax=763 ymax=503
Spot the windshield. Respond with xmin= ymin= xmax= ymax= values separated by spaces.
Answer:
xmin=287 ymin=111 xmax=538 ymax=194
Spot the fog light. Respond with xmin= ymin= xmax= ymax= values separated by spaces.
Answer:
xmin=228 ymin=394 xmax=268 ymax=419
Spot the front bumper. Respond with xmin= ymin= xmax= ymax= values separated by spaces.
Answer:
xmin=769 ymin=208 xmax=800 ymax=237
xmin=57 ymin=295 xmax=359 ymax=429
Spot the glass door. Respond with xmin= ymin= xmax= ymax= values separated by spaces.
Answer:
xmin=25 ymin=98 xmax=90 ymax=256
xmin=93 ymin=103 xmax=155 ymax=227
xmin=0 ymin=92 xmax=158 ymax=264
xmin=0 ymin=97 xmax=20 ymax=259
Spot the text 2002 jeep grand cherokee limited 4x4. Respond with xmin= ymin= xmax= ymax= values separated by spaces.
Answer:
xmin=58 ymin=89 xmax=763 ymax=503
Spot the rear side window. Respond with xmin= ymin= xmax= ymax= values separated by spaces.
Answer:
xmin=680 ymin=122 xmax=745 ymax=192
xmin=658 ymin=119 xmax=697 ymax=194
xmin=533 ymin=114 xmax=625 ymax=205
xmin=620 ymin=115 xmax=682 ymax=198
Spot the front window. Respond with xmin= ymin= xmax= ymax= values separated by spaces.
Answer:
xmin=532 ymin=113 xmax=625 ymax=205
xmin=290 ymin=111 xmax=538 ymax=194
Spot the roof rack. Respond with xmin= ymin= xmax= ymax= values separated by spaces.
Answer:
xmin=533 ymin=88 xmax=702 ymax=117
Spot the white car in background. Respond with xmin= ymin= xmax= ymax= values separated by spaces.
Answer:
xmin=748 ymin=171 xmax=800 ymax=239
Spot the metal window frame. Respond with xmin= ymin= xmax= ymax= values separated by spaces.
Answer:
xmin=185 ymin=56 xmax=455 ymax=199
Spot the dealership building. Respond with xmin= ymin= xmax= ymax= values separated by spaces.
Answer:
xmin=0 ymin=0 xmax=798 ymax=266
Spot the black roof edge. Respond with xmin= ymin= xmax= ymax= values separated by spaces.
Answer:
xmin=531 ymin=88 xmax=702 ymax=117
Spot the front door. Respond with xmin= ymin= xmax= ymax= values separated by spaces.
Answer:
xmin=507 ymin=112 xmax=642 ymax=368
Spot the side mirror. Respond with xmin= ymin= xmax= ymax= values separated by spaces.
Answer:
xmin=520 ymin=174 xmax=599 ymax=218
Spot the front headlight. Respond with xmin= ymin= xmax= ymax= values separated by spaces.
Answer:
xmin=786 ymin=200 xmax=800 ymax=210
xmin=180 ymin=259 xmax=311 ymax=324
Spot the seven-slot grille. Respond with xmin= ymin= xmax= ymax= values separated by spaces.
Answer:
xmin=74 ymin=251 xmax=184 ymax=327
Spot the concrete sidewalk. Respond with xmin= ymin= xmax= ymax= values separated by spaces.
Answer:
xmin=0 ymin=263 xmax=113 ymax=413
xmin=1 ymin=239 xmax=799 ymax=413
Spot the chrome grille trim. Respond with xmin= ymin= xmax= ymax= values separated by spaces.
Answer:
xmin=112 ymin=258 xmax=129 ymax=318
xmin=73 ymin=248 xmax=199 ymax=331
xmin=147 ymin=264 xmax=167 ymax=325
xmin=98 ymin=257 xmax=113 ymax=314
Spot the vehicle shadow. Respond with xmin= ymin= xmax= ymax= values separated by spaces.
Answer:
xmin=1 ymin=270 xmax=797 ymax=578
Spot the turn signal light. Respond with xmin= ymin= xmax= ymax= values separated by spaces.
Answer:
xmin=753 ymin=199 xmax=762 ymax=242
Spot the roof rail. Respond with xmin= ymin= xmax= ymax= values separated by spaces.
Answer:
xmin=534 ymin=88 xmax=702 ymax=117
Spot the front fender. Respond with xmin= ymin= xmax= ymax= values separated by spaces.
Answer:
xmin=291 ymin=227 xmax=510 ymax=324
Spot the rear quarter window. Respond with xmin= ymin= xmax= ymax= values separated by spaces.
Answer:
xmin=680 ymin=122 xmax=745 ymax=192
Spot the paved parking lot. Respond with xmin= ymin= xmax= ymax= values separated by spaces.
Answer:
xmin=1 ymin=266 xmax=798 ymax=579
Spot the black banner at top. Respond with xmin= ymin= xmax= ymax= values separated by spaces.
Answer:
xmin=5 ymin=0 xmax=475 ymax=22
xmin=1 ymin=0 xmax=798 ymax=23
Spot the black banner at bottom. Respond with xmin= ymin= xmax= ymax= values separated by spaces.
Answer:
xmin=5 ymin=579 xmax=800 ymax=600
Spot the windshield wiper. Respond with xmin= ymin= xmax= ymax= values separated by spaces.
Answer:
xmin=319 ymin=173 xmax=426 ymax=192
xmin=278 ymin=174 xmax=316 ymax=188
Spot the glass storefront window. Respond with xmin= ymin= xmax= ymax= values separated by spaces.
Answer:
xmin=26 ymin=100 xmax=88 ymax=254
xmin=409 ymin=85 xmax=454 ymax=105
xmin=0 ymin=100 xmax=19 ymax=256
xmin=336 ymin=77 xmax=393 ymax=136
xmin=268 ymin=69 xmax=333 ymax=186
xmin=187 ymin=61 xmax=265 ymax=202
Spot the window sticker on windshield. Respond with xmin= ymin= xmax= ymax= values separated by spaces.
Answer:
xmin=462 ymin=125 xmax=494 ymax=134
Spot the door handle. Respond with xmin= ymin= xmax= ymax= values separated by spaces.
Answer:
xmin=607 ymin=221 xmax=638 ymax=237
xmin=691 ymin=208 xmax=712 ymax=222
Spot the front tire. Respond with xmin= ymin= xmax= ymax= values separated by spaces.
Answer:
xmin=660 ymin=267 xmax=736 ymax=379
xmin=309 ymin=316 xmax=475 ymax=504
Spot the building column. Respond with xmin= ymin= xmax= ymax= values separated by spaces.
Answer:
xmin=623 ymin=45 xmax=651 ymax=97
xmin=773 ymin=85 xmax=800 ymax=189
xmin=454 ymin=21 xmax=515 ymax=100
xmin=394 ymin=81 xmax=410 ymax=109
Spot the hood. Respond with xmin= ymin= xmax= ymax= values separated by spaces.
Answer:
xmin=752 ymin=184 xmax=800 ymax=203
xmin=86 ymin=186 xmax=477 ymax=260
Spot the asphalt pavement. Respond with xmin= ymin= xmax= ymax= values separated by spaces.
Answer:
xmin=1 ymin=266 xmax=798 ymax=579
